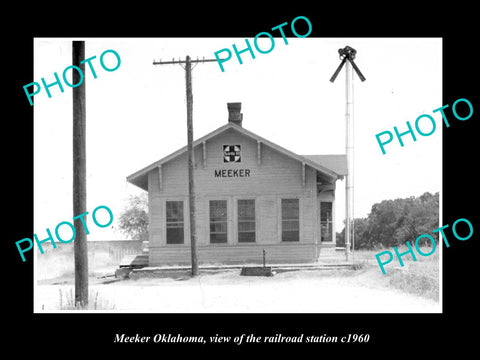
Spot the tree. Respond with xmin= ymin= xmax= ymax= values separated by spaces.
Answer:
xmin=117 ymin=193 xmax=149 ymax=241
xmin=394 ymin=192 xmax=439 ymax=246
xmin=351 ymin=217 xmax=370 ymax=249
xmin=337 ymin=192 xmax=439 ymax=250
xmin=336 ymin=217 xmax=369 ymax=249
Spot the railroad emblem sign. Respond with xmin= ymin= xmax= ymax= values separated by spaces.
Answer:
xmin=223 ymin=145 xmax=241 ymax=163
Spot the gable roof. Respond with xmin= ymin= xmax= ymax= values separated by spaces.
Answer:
xmin=127 ymin=123 xmax=347 ymax=190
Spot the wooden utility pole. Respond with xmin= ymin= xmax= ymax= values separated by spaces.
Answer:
xmin=185 ymin=56 xmax=197 ymax=275
xmin=153 ymin=56 xmax=218 ymax=277
xmin=330 ymin=46 xmax=366 ymax=262
xmin=72 ymin=40 xmax=88 ymax=305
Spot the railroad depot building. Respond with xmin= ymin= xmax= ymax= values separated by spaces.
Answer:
xmin=127 ymin=103 xmax=347 ymax=266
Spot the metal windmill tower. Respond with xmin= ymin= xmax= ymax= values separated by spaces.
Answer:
xmin=330 ymin=46 xmax=366 ymax=261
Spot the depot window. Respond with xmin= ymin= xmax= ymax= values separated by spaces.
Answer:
xmin=166 ymin=201 xmax=184 ymax=244
xmin=210 ymin=200 xmax=228 ymax=243
xmin=238 ymin=199 xmax=255 ymax=243
xmin=281 ymin=198 xmax=299 ymax=242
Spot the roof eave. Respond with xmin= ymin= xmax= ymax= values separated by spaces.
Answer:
xmin=126 ymin=123 xmax=234 ymax=186
xmin=127 ymin=122 xmax=344 ymax=188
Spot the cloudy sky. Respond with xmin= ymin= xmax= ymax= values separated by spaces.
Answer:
xmin=33 ymin=37 xmax=442 ymax=240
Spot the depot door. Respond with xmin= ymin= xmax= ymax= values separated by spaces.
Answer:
xmin=320 ymin=202 xmax=333 ymax=242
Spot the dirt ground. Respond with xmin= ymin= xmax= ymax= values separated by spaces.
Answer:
xmin=34 ymin=266 xmax=441 ymax=313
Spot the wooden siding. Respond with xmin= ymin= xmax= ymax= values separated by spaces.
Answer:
xmin=149 ymin=243 xmax=317 ymax=266
xmin=146 ymin=127 xmax=330 ymax=266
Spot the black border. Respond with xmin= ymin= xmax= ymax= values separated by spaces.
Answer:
xmin=6 ymin=5 xmax=479 ymax=355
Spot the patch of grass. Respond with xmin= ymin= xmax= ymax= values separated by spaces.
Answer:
xmin=387 ymin=268 xmax=439 ymax=301
xmin=351 ymin=261 xmax=367 ymax=271
xmin=353 ymin=247 xmax=440 ymax=301
xmin=384 ymin=246 xmax=439 ymax=301
xmin=58 ymin=288 xmax=116 ymax=310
